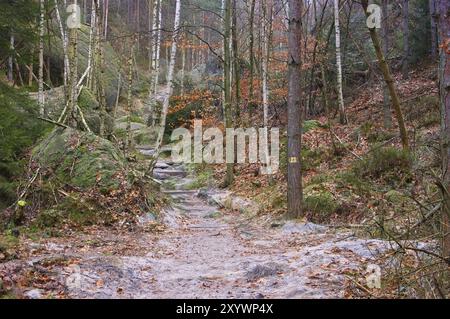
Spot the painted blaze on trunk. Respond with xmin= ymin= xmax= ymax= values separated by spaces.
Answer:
xmin=287 ymin=0 xmax=303 ymax=219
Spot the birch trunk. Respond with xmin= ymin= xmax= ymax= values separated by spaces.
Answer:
xmin=38 ymin=0 xmax=45 ymax=115
xmin=153 ymin=0 xmax=162 ymax=95
xmin=8 ymin=34 xmax=14 ymax=83
xmin=126 ymin=41 xmax=135 ymax=154
xmin=334 ymin=0 xmax=347 ymax=124
xmin=149 ymin=0 xmax=182 ymax=171
xmin=67 ymin=0 xmax=79 ymax=127
xmin=54 ymin=0 xmax=69 ymax=91
xmin=87 ymin=0 xmax=96 ymax=89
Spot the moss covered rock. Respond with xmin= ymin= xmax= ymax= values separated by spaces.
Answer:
xmin=33 ymin=128 xmax=126 ymax=192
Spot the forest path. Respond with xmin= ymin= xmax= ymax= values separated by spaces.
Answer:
xmin=24 ymin=155 xmax=386 ymax=299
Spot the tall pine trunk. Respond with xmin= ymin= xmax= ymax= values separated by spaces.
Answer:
xmin=437 ymin=0 xmax=450 ymax=261
xmin=287 ymin=0 xmax=303 ymax=218
xmin=223 ymin=0 xmax=234 ymax=186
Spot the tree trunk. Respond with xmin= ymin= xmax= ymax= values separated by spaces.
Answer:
xmin=87 ymin=0 xmax=96 ymax=89
xmin=67 ymin=0 xmax=79 ymax=128
xmin=38 ymin=0 xmax=45 ymax=116
xmin=287 ymin=0 xmax=303 ymax=219
xmin=54 ymin=0 xmax=70 ymax=93
xmin=153 ymin=0 xmax=162 ymax=95
xmin=362 ymin=0 xmax=410 ymax=151
xmin=126 ymin=40 xmax=135 ymax=155
xmin=249 ymin=0 xmax=256 ymax=102
xmin=8 ymin=34 xmax=14 ymax=83
xmin=381 ymin=0 xmax=392 ymax=128
xmin=232 ymin=0 xmax=240 ymax=118
xmin=430 ymin=0 xmax=438 ymax=58
xmin=402 ymin=0 xmax=410 ymax=79
xmin=223 ymin=0 xmax=234 ymax=186
xmin=437 ymin=0 xmax=450 ymax=261
xmin=148 ymin=0 xmax=154 ymax=72
xmin=149 ymin=0 xmax=182 ymax=172
xmin=333 ymin=0 xmax=347 ymax=124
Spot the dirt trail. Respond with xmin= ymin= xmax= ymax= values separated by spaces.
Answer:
xmin=1 ymin=157 xmax=389 ymax=299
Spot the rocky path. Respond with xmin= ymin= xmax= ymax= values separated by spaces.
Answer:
xmin=1 ymin=156 xmax=390 ymax=299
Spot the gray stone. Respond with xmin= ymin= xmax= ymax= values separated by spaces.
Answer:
xmin=24 ymin=289 xmax=44 ymax=299
xmin=282 ymin=221 xmax=328 ymax=235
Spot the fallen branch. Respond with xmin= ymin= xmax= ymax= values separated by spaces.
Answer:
xmin=38 ymin=117 xmax=69 ymax=128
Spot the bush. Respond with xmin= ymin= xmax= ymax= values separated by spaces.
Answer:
xmin=353 ymin=147 xmax=412 ymax=180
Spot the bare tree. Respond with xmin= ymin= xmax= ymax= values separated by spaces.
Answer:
xmin=287 ymin=0 xmax=303 ymax=218
xmin=361 ymin=0 xmax=410 ymax=150
xmin=38 ymin=0 xmax=45 ymax=116
xmin=437 ymin=0 xmax=450 ymax=261
xmin=334 ymin=0 xmax=348 ymax=124
xmin=149 ymin=0 xmax=182 ymax=171
xmin=402 ymin=0 xmax=410 ymax=79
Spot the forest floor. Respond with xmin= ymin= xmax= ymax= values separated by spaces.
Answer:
xmin=0 ymin=155 xmax=391 ymax=299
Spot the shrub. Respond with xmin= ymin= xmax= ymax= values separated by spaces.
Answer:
xmin=353 ymin=147 xmax=412 ymax=180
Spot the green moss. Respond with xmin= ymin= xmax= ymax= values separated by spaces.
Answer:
xmin=304 ymin=191 xmax=339 ymax=218
xmin=33 ymin=128 xmax=126 ymax=192
xmin=353 ymin=147 xmax=412 ymax=180
xmin=302 ymin=146 xmax=327 ymax=171
xmin=303 ymin=120 xmax=322 ymax=133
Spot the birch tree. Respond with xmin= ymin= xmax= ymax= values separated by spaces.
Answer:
xmin=38 ymin=0 xmax=45 ymax=116
xmin=7 ymin=34 xmax=14 ymax=83
xmin=66 ymin=0 xmax=79 ymax=127
xmin=287 ymin=0 xmax=303 ymax=218
xmin=149 ymin=0 xmax=181 ymax=170
xmin=334 ymin=0 xmax=347 ymax=124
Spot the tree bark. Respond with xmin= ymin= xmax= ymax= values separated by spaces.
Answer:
xmin=381 ymin=0 xmax=392 ymax=128
xmin=249 ymin=0 xmax=256 ymax=102
xmin=223 ymin=0 xmax=234 ymax=186
xmin=66 ymin=0 xmax=79 ymax=128
xmin=430 ymin=0 xmax=438 ymax=58
xmin=333 ymin=0 xmax=348 ymax=124
xmin=287 ymin=0 xmax=303 ymax=219
xmin=437 ymin=0 xmax=450 ymax=261
xmin=402 ymin=0 xmax=410 ymax=79
xmin=8 ymin=34 xmax=14 ymax=83
xmin=149 ymin=0 xmax=182 ymax=172
xmin=38 ymin=0 xmax=45 ymax=116
xmin=361 ymin=0 xmax=410 ymax=151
